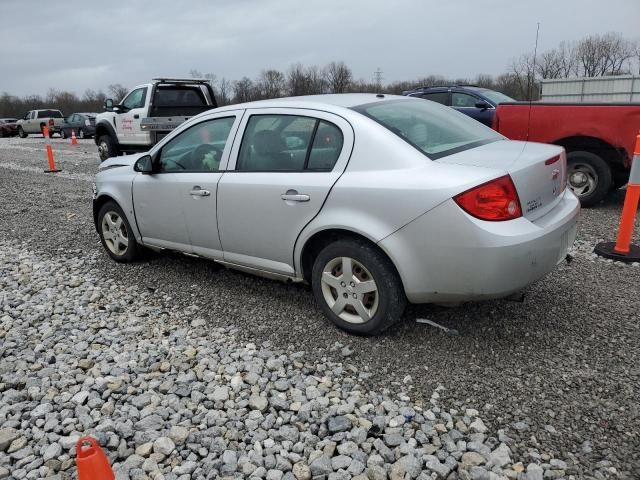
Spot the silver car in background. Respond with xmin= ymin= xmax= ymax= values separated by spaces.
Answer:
xmin=93 ymin=94 xmax=579 ymax=335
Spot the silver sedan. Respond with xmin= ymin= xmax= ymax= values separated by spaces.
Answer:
xmin=93 ymin=94 xmax=579 ymax=335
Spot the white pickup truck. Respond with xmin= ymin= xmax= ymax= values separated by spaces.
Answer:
xmin=17 ymin=109 xmax=65 ymax=138
xmin=94 ymin=78 xmax=217 ymax=161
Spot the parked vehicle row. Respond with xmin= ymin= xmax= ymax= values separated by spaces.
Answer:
xmin=2 ymin=110 xmax=100 ymax=139
xmin=16 ymin=109 xmax=64 ymax=138
xmin=93 ymin=93 xmax=579 ymax=336
xmin=492 ymin=102 xmax=640 ymax=206
xmin=59 ymin=113 xmax=97 ymax=139
xmin=402 ymin=86 xmax=637 ymax=206
xmin=403 ymin=85 xmax=515 ymax=127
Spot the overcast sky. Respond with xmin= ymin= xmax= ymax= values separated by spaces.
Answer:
xmin=1 ymin=0 xmax=638 ymax=97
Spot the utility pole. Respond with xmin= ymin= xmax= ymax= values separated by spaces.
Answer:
xmin=374 ymin=68 xmax=383 ymax=89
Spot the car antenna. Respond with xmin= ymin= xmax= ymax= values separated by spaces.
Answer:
xmin=526 ymin=22 xmax=541 ymax=141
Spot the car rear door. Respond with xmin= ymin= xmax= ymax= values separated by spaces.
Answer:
xmin=217 ymin=108 xmax=354 ymax=275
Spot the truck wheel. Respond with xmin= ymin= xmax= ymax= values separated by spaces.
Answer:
xmin=60 ymin=129 xmax=67 ymax=139
xmin=97 ymin=135 xmax=118 ymax=161
xmin=17 ymin=127 xmax=27 ymax=138
xmin=566 ymin=151 xmax=612 ymax=207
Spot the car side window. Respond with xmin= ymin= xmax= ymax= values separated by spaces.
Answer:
xmin=237 ymin=115 xmax=344 ymax=172
xmin=307 ymin=121 xmax=344 ymax=170
xmin=452 ymin=92 xmax=480 ymax=108
xmin=157 ymin=116 xmax=236 ymax=173
xmin=420 ymin=92 xmax=449 ymax=105
xmin=122 ymin=87 xmax=148 ymax=110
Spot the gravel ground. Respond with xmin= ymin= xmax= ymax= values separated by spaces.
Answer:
xmin=0 ymin=137 xmax=639 ymax=479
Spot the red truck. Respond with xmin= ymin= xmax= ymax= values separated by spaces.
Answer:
xmin=493 ymin=102 xmax=640 ymax=206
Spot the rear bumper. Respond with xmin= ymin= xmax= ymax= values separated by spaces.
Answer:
xmin=379 ymin=189 xmax=580 ymax=303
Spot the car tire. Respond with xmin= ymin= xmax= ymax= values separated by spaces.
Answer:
xmin=311 ymin=238 xmax=406 ymax=335
xmin=97 ymin=134 xmax=118 ymax=161
xmin=18 ymin=127 xmax=27 ymax=138
xmin=566 ymin=151 xmax=612 ymax=207
xmin=97 ymin=201 xmax=139 ymax=263
xmin=60 ymin=129 xmax=67 ymax=139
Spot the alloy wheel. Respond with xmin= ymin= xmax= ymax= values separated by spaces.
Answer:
xmin=101 ymin=211 xmax=129 ymax=256
xmin=320 ymin=256 xmax=379 ymax=324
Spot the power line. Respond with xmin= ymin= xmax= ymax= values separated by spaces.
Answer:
xmin=374 ymin=68 xmax=383 ymax=87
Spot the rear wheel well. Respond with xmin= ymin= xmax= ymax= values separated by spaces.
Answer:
xmin=554 ymin=136 xmax=626 ymax=169
xmin=300 ymin=229 xmax=402 ymax=286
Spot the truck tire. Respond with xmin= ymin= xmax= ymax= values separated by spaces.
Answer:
xmin=17 ymin=127 xmax=27 ymax=138
xmin=566 ymin=151 xmax=612 ymax=207
xmin=97 ymin=134 xmax=119 ymax=162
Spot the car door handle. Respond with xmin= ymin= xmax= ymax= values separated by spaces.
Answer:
xmin=281 ymin=192 xmax=310 ymax=202
xmin=190 ymin=186 xmax=210 ymax=197
xmin=134 ymin=114 xmax=140 ymax=119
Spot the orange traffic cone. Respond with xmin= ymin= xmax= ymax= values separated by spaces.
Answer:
xmin=43 ymin=126 xmax=61 ymax=173
xmin=71 ymin=129 xmax=78 ymax=145
xmin=595 ymin=131 xmax=640 ymax=262
xmin=76 ymin=436 xmax=115 ymax=480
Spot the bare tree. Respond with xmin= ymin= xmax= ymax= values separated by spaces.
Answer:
xmin=557 ymin=41 xmax=578 ymax=77
xmin=232 ymin=77 xmax=255 ymax=103
xmin=287 ymin=63 xmax=310 ymax=96
xmin=217 ymin=77 xmax=232 ymax=106
xmin=536 ymin=49 xmax=565 ymax=79
xmin=509 ymin=53 xmax=538 ymax=100
xmin=306 ymin=65 xmax=327 ymax=94
xmin=257 ymin=69 xmax=286 ymax=99
xmin=325 ymin=61 xmax=352 ymax=93
xmin=107 ymin=84 xmax=128 ymax=103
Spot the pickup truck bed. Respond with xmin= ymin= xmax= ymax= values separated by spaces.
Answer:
xmin=493 ymin=102 xmax=640 ymax=206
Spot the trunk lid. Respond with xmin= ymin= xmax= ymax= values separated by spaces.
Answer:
xmin=437 ymin=140 xmax=567 ymax=221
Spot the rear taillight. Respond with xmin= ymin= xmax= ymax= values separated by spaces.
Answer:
xmin=48 ymin=119 xmax=54 ymax=126
xmin=454 ymin=175 xmax=522 ymax=221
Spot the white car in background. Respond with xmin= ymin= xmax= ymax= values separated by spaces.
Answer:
xmin=92 ymin=94 xmax=579 ymax=335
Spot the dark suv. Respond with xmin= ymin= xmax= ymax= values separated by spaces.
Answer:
xmin=403 ymin=85 xmax=515 ymax=127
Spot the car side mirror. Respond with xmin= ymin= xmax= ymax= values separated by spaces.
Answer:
xmin=134 ymin=155 xmax=153 ymax=174
xmin=104 ymin=99 xmax=114 ymax=111
xmin=475 ymin=101 xmax=490 ymax=111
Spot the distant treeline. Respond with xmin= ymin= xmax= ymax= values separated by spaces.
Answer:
xmin=1 ymin=32 xmax=637 ymax=117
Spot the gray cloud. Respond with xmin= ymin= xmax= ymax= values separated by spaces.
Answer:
xmin=1 ymin=0 xmax=638 ymax=96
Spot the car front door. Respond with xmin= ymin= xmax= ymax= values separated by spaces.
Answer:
xmin=451 ymin=92 xmax=494 ymax=126
xmin=132 ymin=112 xmax=241 ymax=256
xmin=217 ymin=109 xmax=353 ymax=275
xmin=118 ymin=87 xmax=148 ymax=145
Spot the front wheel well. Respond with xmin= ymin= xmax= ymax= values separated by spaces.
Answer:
xmin=300 ymin=229 xmax=403 ymax=287
xmin=93 ymin=195 xmax=118 ymax=231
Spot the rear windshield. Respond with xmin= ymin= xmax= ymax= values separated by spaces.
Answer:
xmin=37 ymin=110 xmax=63 ymax=118
xmin=352 ymin=99 xmax=502 ymax=159
xmin=154 ymin=87 xmax=207 ymax=107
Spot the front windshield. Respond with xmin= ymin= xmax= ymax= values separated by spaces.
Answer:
xmin=480 ymin=90 xmax=515 ymax=104
xmin=353 ymin=98 xmax=502 ymax=159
